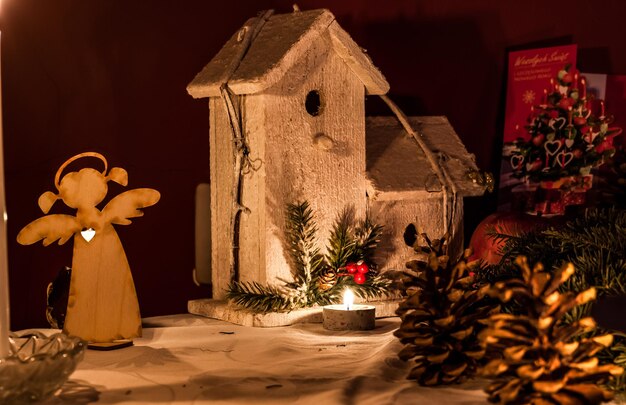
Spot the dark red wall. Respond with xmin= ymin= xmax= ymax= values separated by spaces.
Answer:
xmin=2 ymin=0 xmax=625 ymax=329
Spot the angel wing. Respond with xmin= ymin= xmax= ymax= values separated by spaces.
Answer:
xmin=17 ymin=214 xmax=82 ymax=246
xmin=103 ymin=188 xmax=160 ymax=225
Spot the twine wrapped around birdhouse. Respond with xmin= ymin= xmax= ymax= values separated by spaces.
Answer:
xmin=218 ymin=9 xmax=274 ymax=283
xmin=379 ymin=95 xmax=458 ymax=236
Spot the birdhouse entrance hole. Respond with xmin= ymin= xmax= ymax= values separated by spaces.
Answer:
xmin=305 ymin=90 xmax=322 ymax=116
xmin=403 ymin=224 xmax=418 ymax=247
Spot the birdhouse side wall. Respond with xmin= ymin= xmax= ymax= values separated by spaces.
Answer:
xmin=209 ymin=97 xmax=237 ymax=299
xmin=370 ymin=195 xmax=465 ymax=271
xmin=254 ymin=37 xmax=369 ymax=283
xmin=238 ymin=95 xmax=267 ymax=285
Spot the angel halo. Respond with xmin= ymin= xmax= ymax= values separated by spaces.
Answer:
xmin=17 ymin=152 xmax=160 ymax=344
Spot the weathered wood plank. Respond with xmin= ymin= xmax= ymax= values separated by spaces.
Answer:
xmin=210 ymin=98 xmax=236 ymax=299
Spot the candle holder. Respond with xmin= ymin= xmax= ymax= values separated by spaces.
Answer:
xmin=0 ymin=331 xmax=86 ymax=404
xmin=322 ymin=289 xmax=376 ymax=331
xmin=322 ymin=304 xmax=376 ymax=330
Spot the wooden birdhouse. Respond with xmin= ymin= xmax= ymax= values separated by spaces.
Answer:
xmin=187 ymin=9 xmax=486 ymax=320
xmin=365 ymin=116 xmax=487 ymax=270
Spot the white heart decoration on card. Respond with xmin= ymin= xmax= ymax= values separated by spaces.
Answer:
xmin=510 ymin=155 xmax=525 ymax=170
xmin=555 ymin=151 xmax=574 ymax=168
xmin=544 ymin=140 xmax=562 ymax=156
xmin=549 ymin=117 xmax=567 ymax=130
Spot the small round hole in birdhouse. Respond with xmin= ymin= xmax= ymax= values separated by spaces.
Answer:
xmin=403 ymin=224 xmax=417 ymax=247
xmin=305 ymin=90 xmax=322 ymax=116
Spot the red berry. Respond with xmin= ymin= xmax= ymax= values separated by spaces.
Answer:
xmin=562 ymin=73 xmax=573 ymax=84
xmin=532 ymin=134 xmax=545 ymax=146
xmin=573 ymin=149 xmax=583 ymax=158
xmin=354 ymin=273 xmax=366 ymax=284
xmin=345 ymin=263 xmax=357 ymax=274
xmin=528 ymin=160 xmax=543 ymax=172
xmin=573 ymin=117 xmax=587 ymax=126
xmin=356 ymin=262 xmax=369 ymax=274
xmin=558 ymin=98 xmax=572 ymax=110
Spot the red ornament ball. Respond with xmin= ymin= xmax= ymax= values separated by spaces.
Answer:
xmin=345 ymin=263 xmax=357 ymax=274
xmin=574 ymin=116 xmax=587 ymax=127
xmin=356 ymin=262 xmax=369 ymax=274
xmin=558 ymin=97 xmax=573 ymax=110
xmin=353 ymin=273 xmax=366 ymax=285
xmin=469 ymin=212 xmax=560 ymax=265
xmin=531 ymin=134 xmax=545 ymax=146
xmin=561 ymin=73 xmax=573 ymax=84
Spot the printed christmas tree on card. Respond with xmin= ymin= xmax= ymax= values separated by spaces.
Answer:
xmin=506 ymin=65 xmax=622 ymax=214
xmin=498 ymin=45 xmax=577 ymax=209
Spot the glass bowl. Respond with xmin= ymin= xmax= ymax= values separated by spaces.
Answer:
xmin=0 ymin=331 xmax=86 ymax=404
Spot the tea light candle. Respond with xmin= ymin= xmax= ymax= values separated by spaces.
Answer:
xmin=323 ymin=289 xmax=375 ymax=331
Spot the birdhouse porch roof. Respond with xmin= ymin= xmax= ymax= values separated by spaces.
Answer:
xmin=187 ymin=9 xmax=389 ymax=98
xmin=366 ymin=116 xmax=486 ymax=199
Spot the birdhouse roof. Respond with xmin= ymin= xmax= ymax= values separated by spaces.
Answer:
xmin=366 ymin=116 xmax=486 ymax=198
xmin=187 ymin=9 xmax=389 ymax=98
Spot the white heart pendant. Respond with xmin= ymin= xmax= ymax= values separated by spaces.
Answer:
xmin=81 ymin=228 xmax=96 ymax=243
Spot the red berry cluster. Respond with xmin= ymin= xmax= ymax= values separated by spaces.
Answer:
xmin=342 ymin=261 xmax=369 ymax=284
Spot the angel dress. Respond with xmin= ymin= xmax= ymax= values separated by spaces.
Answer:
xmin=65 ymin=218 xmax=142 ymax=342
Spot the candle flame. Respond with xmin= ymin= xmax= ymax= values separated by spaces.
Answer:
xmin=343 ymin=289 xmax=354 ymax=311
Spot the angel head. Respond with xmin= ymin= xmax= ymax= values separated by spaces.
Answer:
xmin=38 ymin=152 xmax=129 ymax=213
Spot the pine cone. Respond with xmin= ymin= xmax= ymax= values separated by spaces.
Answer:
xmin=481 ymin=256 xmax=623 ymax=404
xmin=394 ymin=235 xmax=498 ymax=385
xmin=318 ymin=268 xmax=337 ymax=291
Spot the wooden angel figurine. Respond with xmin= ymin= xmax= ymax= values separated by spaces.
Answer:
xmin=17 ymin=152 xmax=160 ymax=343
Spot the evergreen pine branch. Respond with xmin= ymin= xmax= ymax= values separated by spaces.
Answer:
xmin=493 ymin=208 xmax=626 ymax=297
xmin=227 ymin=201 xmax=391 ymax=313
xmin=323 ymin=272 xmax=393 ymax=303
xmin=484 ymin=223 xmax=527 ymax=248
xmin=286 ymin=201 xmax=324 ymax=286
xmin=325 ymin=209 xmax=357 ymax=270
xmin=351 ymin=275 xmax=393 ymax=300
xmin=226 ymin=281 xmax=299 ymax=313
xmin=542 ymin=209 xmax=626 ymax=254
xmin=352 ymin=217 xmax=383 ymax=266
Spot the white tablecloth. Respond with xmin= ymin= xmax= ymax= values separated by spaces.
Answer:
xmin=36 ymin=314 xmax=494 ymax=404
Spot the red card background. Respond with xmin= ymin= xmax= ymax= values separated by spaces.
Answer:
xmin=503 ymin=45 xmax=577 ymax=143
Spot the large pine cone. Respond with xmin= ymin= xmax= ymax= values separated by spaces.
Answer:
xmin=394 ymin=235 xmax=498 ymax=385
xmin=481 ymin=256 xmax=622 ymax=404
